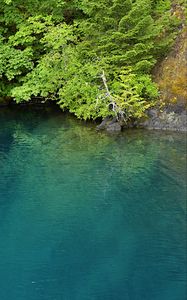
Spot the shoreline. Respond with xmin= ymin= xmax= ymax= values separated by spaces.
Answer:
xmin=1 ymin=101 xmax=186 ymax=133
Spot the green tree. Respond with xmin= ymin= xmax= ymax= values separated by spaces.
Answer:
xmin=0 ymin=0 xmax=181 ymax=120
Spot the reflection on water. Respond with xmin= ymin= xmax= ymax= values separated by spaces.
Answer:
xmin=0 ymin=107 xmax=186 ymax=300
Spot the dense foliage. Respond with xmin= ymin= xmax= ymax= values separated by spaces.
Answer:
xmin=0 ymin=0 xmax=181 ymax=120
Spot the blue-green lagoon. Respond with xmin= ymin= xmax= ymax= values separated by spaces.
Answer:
xmin=0 ymin=107 xmax=186 ymax=300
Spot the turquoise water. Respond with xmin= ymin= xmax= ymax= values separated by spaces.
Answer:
xmin=0 ymin=107 xmax=186 ymax=300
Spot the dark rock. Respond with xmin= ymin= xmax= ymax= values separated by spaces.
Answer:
xmin=108 ymin=117 xmax=118 ymax=125
xmin=165 ymin=103 xmax=186 ymax=114
xmin=96 ymin=117 xmax=111 ymax=130
xmin=96 ymin=117 xmax=118 ymax=131
xmin=106 ymin=122 xmax=121 ymax=132
xmin=141 ymin=108 xmax=187 ymax=132
xmin=147 ymin=109 xmax=158 ymax=119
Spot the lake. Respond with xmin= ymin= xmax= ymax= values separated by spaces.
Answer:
xmin=0 ymin=107 xmax=186 ymax=300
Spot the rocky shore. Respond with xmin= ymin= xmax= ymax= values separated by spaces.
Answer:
xmin=1 ymin=100 xmax=186 ymax=132
xmin=97 ymin=105 xmax=187 ymax=132
xmin=141 ymin=107 xmax=186 ymax=132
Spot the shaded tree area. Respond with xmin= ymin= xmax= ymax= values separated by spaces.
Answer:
xmin=0 ymin=0 xmax=183 ymax=120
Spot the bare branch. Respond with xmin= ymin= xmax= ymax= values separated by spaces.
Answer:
xmin=101 ymin=70 xmax=118 ymax=117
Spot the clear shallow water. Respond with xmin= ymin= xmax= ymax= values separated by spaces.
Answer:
xmin=0 ymin=107 xmax=186 ymax=300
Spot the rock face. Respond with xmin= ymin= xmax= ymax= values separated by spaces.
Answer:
xmin=141 ymin=107 xmax=186 ymax=132
xmin=145 ymin=2 xmax=187 ymax=132
xmin=153 ymin=4 xmax=187 ymax=106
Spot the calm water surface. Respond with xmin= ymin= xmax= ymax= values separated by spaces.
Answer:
xmin=0 ymin=107 xmax=186 ymax=300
